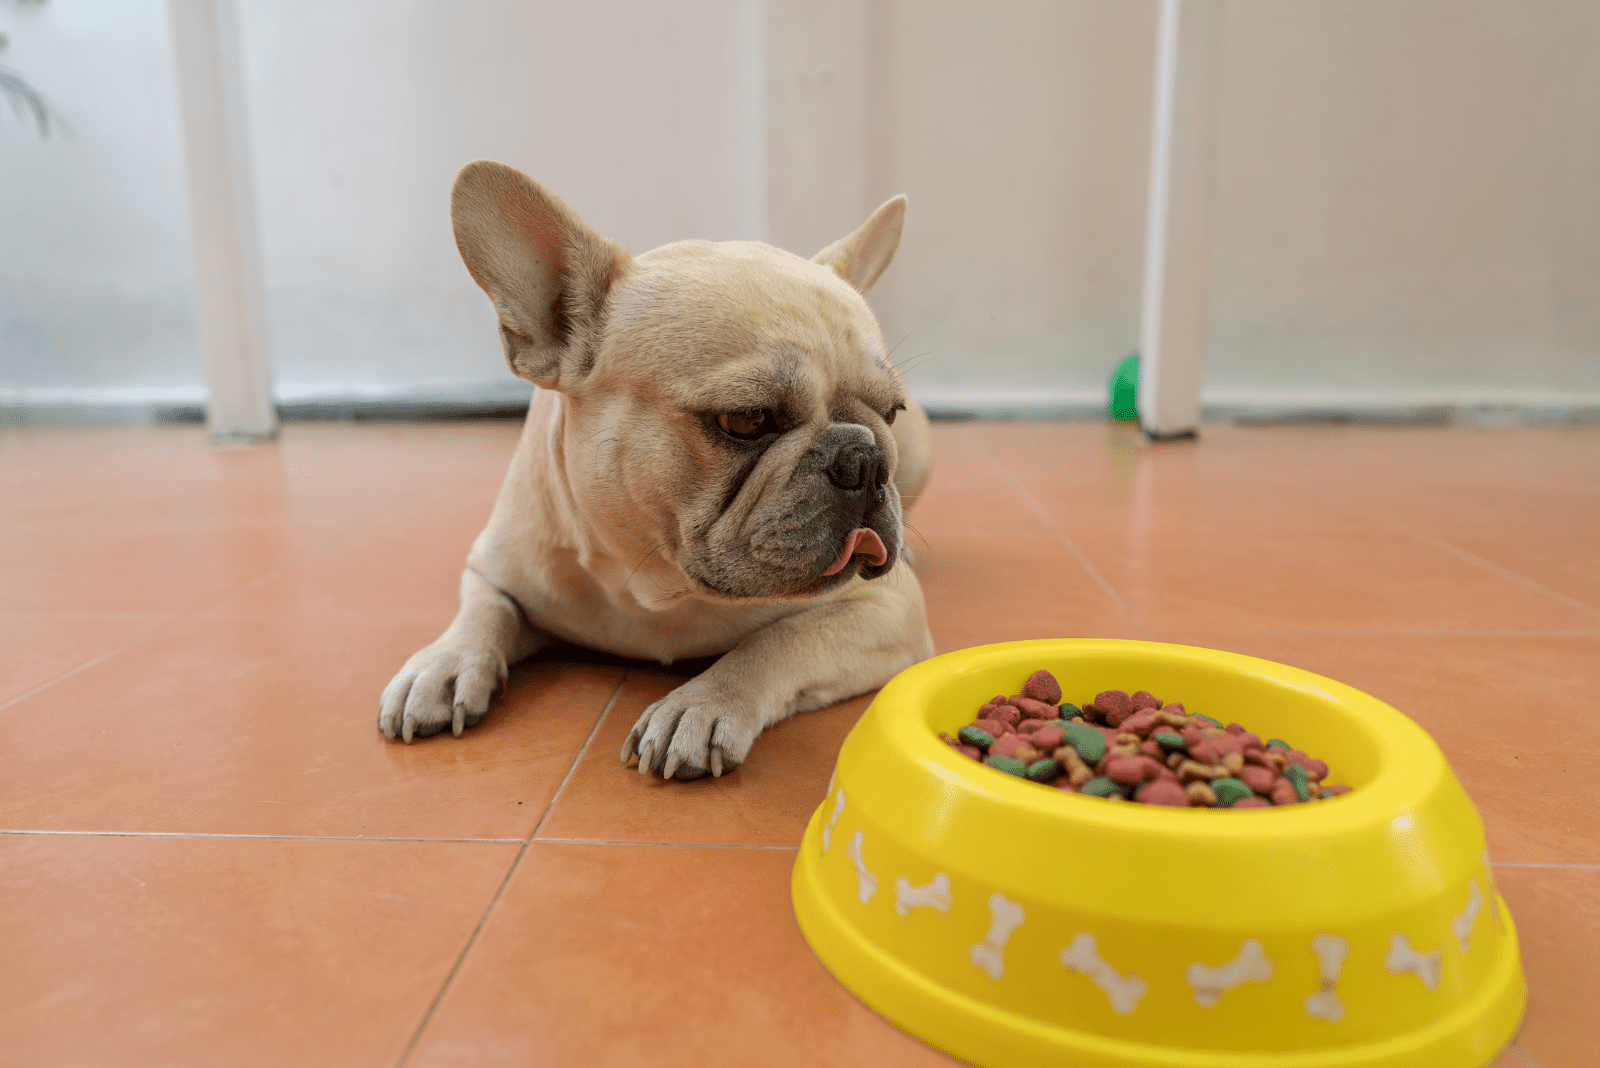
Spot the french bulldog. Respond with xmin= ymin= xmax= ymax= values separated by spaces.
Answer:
xmin=378 ymin=160 xmax=935 ymax=780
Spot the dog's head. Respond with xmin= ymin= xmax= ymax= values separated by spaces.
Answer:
xmin=451 ymin=160 xmax=911 ymax=602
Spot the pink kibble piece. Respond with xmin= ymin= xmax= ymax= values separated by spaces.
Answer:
xmin=1023 ymin=670 xmax=1063 ymax=705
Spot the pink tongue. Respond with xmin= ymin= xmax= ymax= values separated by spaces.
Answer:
xmin=823 ymin=528 xmax=889 ymax=576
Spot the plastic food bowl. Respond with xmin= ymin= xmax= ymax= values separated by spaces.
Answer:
xmin=791 ymin=639 xmax=1524 ymax=1068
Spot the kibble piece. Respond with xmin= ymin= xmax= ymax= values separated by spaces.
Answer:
xmin=1284 ymin=763 xmax=1312 ymax=802
xmin=1135 ymin=779 xmax=1188 ymax=806
xmin=1063 ymin=721 xmax=1107 ymax=764
xmin=1211 ymin=778 xmax=1255 ymax=807
xmin=1030 ymin=723 xmax=1066 ymax=751
xmin=1154 ymin=730 xmax=1186 ymax=752
xmin=1231 ymin=796 xmax=1271 ymax=809
xmin=958 ymin=725 xmax=995 ymax=749
xmin=1266 ymin=738 xmax=1291 ymax=751
xmin=1027 ymin=758 xmax=1062 ymax=783
xmin=988 ymin=705 xmax=1022 ymax=728
xmin=1270 ymin=778 xmax=1300 ymax=806
xmin=1013 ymin=696 xmax=1058 ymax=720
xmin=1130 ymin=690 xmax=1163 ymax=711
xmin=1078 ymin=776 xmax=1122 ymax=798
xmin=984 ymin=755 xmax=1029 ymax=777
xmin=1320 ymin=784 xmax=1352 ymax=799
xmin=1103 ymin=754 xmax=1151 ymax=786
xmin=1238 ymin=764 xmax=1276 ymax=795
xmin=1185 ymin=781 xmax=1217 ymax=806
xmin=971 ymin=718 xmax=1009 ymax=738
xmin=1023 ymin=670 xmax=1063 ymax=705
xmin=1094 ymin=690 xmax=1136 ymax=727
xmin=1191 ymin=713 xmax=1222 ymax=729
xmin=1058 ymin=702 xmax=1082 ymax=719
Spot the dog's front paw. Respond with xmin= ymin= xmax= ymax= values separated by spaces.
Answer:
xmin=378 ymin=640 xmax=507 ymax=743
xmin=620 ymin=680 xmax=762 ymax=781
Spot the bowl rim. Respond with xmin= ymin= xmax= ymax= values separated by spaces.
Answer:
xmin=876 ymin=638 xmax=1444 ymax=840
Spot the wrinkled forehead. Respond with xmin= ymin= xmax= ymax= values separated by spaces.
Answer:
xmin=599 ymin=240 xmax=901 ymax=412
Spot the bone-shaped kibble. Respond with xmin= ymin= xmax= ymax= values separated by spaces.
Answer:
xmin=1059 ymin=932 xmax=1148 ymax=1015
xmin=1187 ymin=938 xmax=1273 ymax=1007
xmin=894 ymin=872 xmax=952 ymax=916
xmin=1384 ymin=932 xmax=1442 ymax=992
xmin=821 ymin=788 xmax=846 ymax=853
xmin=1304 ymin=934 xmax=1349 ymax=1023
xmin=1452 ymin=880 xmax=1482 ymax=953
xmin=845 ymin=829 xmax=878 ymax=904
xmin=968 ymin=893 xmax=1025 ymax=980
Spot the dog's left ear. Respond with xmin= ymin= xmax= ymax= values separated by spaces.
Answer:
xmin=812 ymin=195 xmax=907 ymax=296
xmin=452 ymin=160 xmax=631 ymax=391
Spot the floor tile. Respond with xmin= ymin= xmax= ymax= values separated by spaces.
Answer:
xmin=1155 ymin=631 xmax=1600 ymax=864
xmin=914 ymin=530 xmax=1149 ymax=650
xmin=1 ymin=611 xmax=623 ymax=839
xmin=0 ymin=833 xmax=518 ymax=1068
xmin=1491 ymin=866 xmax=1599 ymax=1068
xmin=407 ymin=843 xmax=963 ymax=1068
xmin=0 ymin=424 xmax=516 ymax=615
xmin=536 ymin=673 xmax=867 ymax=846
xmin=0 ymin=611 xmax=168 ymax=704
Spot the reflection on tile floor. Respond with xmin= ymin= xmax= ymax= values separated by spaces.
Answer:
xmin=2 ymin=421 xmax=1594 ymax=1067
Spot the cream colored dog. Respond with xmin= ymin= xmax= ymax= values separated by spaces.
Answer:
xmin=378 ymin=160 xmax=935 ymax=780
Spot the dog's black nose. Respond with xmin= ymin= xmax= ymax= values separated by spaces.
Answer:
xmin=826 ymin=440 xmax=888 ymax=492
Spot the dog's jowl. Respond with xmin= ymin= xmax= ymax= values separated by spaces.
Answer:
xmin=378 ymin=160 xmax=935 ymax=780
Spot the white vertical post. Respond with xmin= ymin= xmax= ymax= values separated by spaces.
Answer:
xmin=168 ymin=0 xmax=276 ymax=445
xmin=1138 ymin=0 xmax=1223 ymax=441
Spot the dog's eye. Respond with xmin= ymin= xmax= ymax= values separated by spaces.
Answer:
xmin=716 ymin=409 xmax=778 ymax=440
xmin=885 ymin=402 xmax=906 ymax=426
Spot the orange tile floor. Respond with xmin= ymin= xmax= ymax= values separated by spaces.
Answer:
xmin=2 ymin=420 xmax=1595 ymax=1067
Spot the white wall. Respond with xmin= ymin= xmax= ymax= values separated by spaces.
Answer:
xmin=3 ymin=0 xmax=1598 ymax=416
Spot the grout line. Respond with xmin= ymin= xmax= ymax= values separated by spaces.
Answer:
xmin=529 ymin=673 xmax=629 ymax=840
xmin=393 ymin=672 xmax=629 ymax=1068
xmin=1493 ymin=861 xmax=1600 ymax=870
xmin=1276 ymin=478 xmax=1600 ymax=623
xmin=530 ymin=839 xmax=800 ymax=851
xmin=1509 ymin=1041 xmax=1543 ymax=1068
xmin=0 ymin=829 xmax=523 ymax=843
xmin=0 ymin=478 xmax=477 ymax=716
xmin=977 ymin=443 xmax=1155 ymax=640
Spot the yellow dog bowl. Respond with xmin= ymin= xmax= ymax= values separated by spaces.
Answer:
xmin=792 ymin=639 xmax=1523 ymax=1068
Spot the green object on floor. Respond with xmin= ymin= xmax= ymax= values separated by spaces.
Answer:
xmin=1110 ymin=354 xmax=1140 ymax=420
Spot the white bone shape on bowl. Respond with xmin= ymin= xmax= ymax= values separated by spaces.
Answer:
xmin=1384 ymin=932 xmax=1442 ymax=992
xmin=1305 ymin=934 xmax=1350 ymax=1023
xmin=821 ymin=788 xmax=846 ymax=853
xmin=1060 ymin=933 xmax=1147 ymax=1015
xmin=969 ymin=893 xmax=1024 ymax=980
xmin=845 ymin=829 xmax=877 ymax=904
xmin=1453 ymin=880 xmax=1482 ymax=953
xmin=1187 ymin=938 xmax=1273 ymax=1007
xmin=894 ymin=872 xmax=952 ymax=916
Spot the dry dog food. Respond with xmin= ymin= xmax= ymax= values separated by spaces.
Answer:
xmin=938 ymin=671 xmax=1352 ymax=807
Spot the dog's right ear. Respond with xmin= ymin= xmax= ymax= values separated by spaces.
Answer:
xmin=451 ymin=160 xmax=630 ymax=390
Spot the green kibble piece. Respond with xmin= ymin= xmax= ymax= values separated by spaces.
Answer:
xmin=1058 ymin=703 xmax=1082 ymax=719
xmin=1211 ymin=778 xmax=1254 ymax=807
xmin=1027 ymin=758 xmax=1062 ymax=783
xmin=958 ymin=725 xmax=995 ymax=749
xmin=1285 ymin=763 xmax=1311 ymax=802
xmin=1154 ymin=730 xmax=1186 ymax=752
xmin=985 ymin=755 xmax=1028 ymax=777
xmin=1266 ymin=738 xmax=1291 ymax=751
xmin=1192 ymin=714 xmax=1223 ymax=729
xmin=1063 ymin=721 xmax=1106 ymax=764
xmin=1078 ymin=776 xmax=1121 ymax=798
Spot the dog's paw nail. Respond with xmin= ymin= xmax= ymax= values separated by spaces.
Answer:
xmin=452 ymin=706 xmax=465 ymax=737
xmin=711 ymin=748 xmax=723 ymax=777
xmin=662 ymin=753 xmax=682 ymax=781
